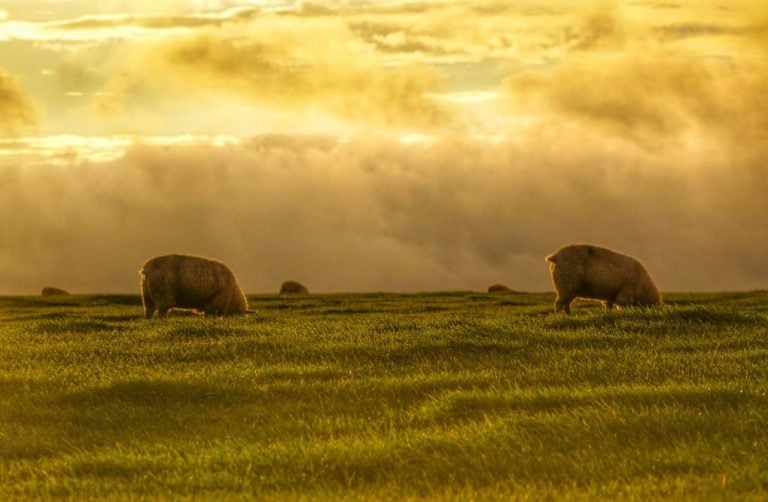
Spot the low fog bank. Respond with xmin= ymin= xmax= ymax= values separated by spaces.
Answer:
xmin=1 ymin=133 xmax=766 ymax=294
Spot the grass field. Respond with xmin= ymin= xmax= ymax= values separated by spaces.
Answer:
xmin=1 ymin=291 xmax=767 ymax=500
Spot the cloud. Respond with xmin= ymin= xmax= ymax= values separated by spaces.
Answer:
xmin=503 ymin=48 xmax=768 ymax=147
xmin=2 ymin=2 xmax=768 ymax=297
xmin=563 ymin=6 xmax=626 ymax=51
xmin=95 ymin=21 xmax=455 ymax=130
xmin=0 ymin=1 xmax=616 ymax=63
xmin=0 ymin=68 xmax=36 ymax=132
xmin=2 ymin=131 xmax=767 ymax=294
xmin=56 ymin=57 xmax=102 ymax=93
xmin=43 ymin=8 xmax=260 ymax=31
xmin=0 ymin=7 xmax=261 ymax=43
xmin=655 ymin=22 xmax=762 ymax=41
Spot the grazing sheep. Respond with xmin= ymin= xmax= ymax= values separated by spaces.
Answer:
xmin=545 ymin=244 xmax=661 ymax=314
xmin=280 ymin=281 xmax=309 ymax=294
xmin=139 ymin=254 xmax=248 ymax=319
xmin=487 ymin=284 xmax=513 ymax=293
xmin=41 ymin=287 xmax=69 ymax=296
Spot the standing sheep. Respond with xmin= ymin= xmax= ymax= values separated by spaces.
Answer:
xmin=139 ymin=254 xmax=248 ymax=318
xmin=545 ymin=244 xmax=661 ymax=314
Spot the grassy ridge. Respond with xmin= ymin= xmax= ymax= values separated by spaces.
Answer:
xmin=1 ymin=291 xmax=767 ymax=499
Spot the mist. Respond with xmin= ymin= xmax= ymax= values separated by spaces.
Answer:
xmin=2 ymin=129 xmax=766 ymax=295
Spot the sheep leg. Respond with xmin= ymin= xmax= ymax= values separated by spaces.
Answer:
xmin=157 ymin=305 xmax=171 ymax=318
xmin=141 ymin=280 xmax=156 ymax=319
xmin=143 ymin=299 xmax=156 ymax=319
xmin=550 ymin=264 xmax=576 ymax=314
xmin=555 ymin=295 xmax=574 ymax=315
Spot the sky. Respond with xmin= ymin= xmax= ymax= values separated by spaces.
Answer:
xmin=1 ymin=0 xmax=767 ymax=294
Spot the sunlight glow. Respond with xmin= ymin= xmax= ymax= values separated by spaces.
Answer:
xmin=430 ymin=91 xmax=502 ymax=104
xmin=398 ymin=133 xmax=433 ymax=144
xmin=0 ymin=135 xmax=242 ymax=162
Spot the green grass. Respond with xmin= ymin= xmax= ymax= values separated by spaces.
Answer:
xmin=1 ymin=291 xmax=767 ymax=500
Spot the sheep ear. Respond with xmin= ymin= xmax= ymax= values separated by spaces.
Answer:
xmin=545 ymin=254 xmax=557 ymax=263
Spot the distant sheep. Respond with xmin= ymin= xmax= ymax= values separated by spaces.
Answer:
xmin=139 ymin=254 xmax=248 ymax=318
xmin=41 ymin=287 xmax=69 ymax=296
xmin=280 ymin=281 xmax=309 ymax=294
xmin=487 ymin=284 xmax=513 ymax=293
xmin=545 ymin=244 xmax=661 ymax=314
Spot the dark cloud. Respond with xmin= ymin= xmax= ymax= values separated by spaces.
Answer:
xmin=565 ymin=7 xmax=626 ymax=50
xmin=0 ymin=68 xmax=36 ymax=132
xmin=655 ymin=22 xmax=764 ymax=40
xmin=469 ymin=2 xmax=563 ymax=16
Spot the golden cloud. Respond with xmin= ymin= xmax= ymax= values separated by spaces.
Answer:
xmin=56 ymin=57 xmax=102 ymax=93
xmin=504 ymin=12 xmax=768 ymax=147
xmin=4 ymin=1 xmax=767 ymax=141
xmin=43 ymin=8 xmax=259 ymax=31
xmin=2 ymin=133 xmax=768 ymax=294
xmin=96 ymin=21 xmax=455 ymax=130
xmin=0 ymin=2 xmax=615 ymax=63
xmin=0 ymin=68 xmax=36 ymax=132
